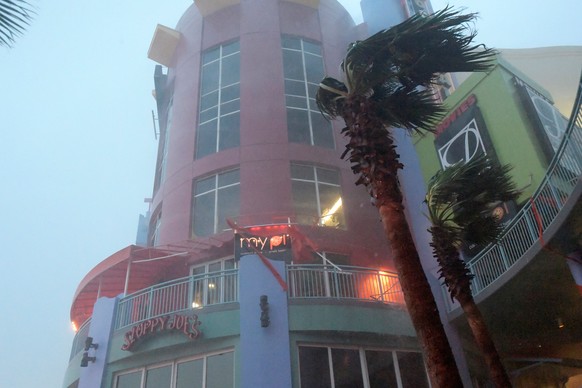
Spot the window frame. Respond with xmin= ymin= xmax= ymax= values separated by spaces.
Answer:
xmin=297 ymin=344 xmax=430 ymax=388
xmin=112 ymin=349 xmax=235 ymax=388
xmin=282 ymin=36 xmax=334 ymax=149
xmin=196 ymin=41 xmax=241 ymax=159
xmin=191 ymin=169 xmax=241 ymax=237
xmin=290 ymin=163 xmax=344 ymax=228
xmin=190 ymin=257 xmax=237 ymax=308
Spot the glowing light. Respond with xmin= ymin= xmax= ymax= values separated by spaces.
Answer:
xmin=192 ymin=302 xmax=202 ymax=309
xmin=320 ymin=197 xmax=342 ymax=226
xmin=71 ymin=321 xmax=78 ymax=332
xmin=208 ymin=283 xmax=216 ymax=289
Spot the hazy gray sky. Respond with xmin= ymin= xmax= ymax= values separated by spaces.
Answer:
xmin=1 ymin=1 xmax=580 ymax=387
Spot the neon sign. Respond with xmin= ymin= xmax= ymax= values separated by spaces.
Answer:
xmin=235 ymin=232 xmax=292 ymax=262
xmin=121 ymin=314 xmax=201 ymax=351
xmin=434 ymin=94 xmax=477 ymax=138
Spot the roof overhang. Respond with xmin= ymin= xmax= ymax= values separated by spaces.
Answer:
xmin=70 ymin=233 xmax=234 ymax=327
xmin=194 ymin=0 xmax=319 ymax=17
xmin=148 ymin=24 xmax=181 ymax=67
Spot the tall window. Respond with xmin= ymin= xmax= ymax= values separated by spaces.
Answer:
xmin=154 ymin=98 xmax=173 ymax=192
xmin=291 ymin=164 xmax=344 ymax=228
xmin=192 ymin=169 xmax=240 ymax=237
xmin=160 ymin=99 xmax=173 ymax=184
xmin=149 ymin=210 xmax=162 ymax=247
xmin=298 ymin=346 xmax=429 ymax=388
xmin=114 ymin=351 xmax=234 ymax=388
xmin=197 ymin=41 xmax=241 ymax=159
xmin=282 ymin=36 xmax=334 ymax=148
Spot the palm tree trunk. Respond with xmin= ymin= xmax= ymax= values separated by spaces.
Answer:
xmin=376 ymin=180 xmax=464 ymax=388
xmin=342 ymin=97 xmax=464 ymax=387
xmin=456 ymin=292 xmax=512 ymax=387
xmin=430 ymin=226 xmax=512 ymax=387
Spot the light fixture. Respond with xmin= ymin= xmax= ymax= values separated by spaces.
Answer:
xmin=208 ymin=283 xmax=216 ymax=289
xmin=260 ymin=295 xmax=270 ymax=327
xmin=320 ymin=198 xmax=343 ymax=226
xmin=80 ymin=337 xmax=98 ymax=367
xmin=192 ymin=301 xmax=202 ymax=309
xmin=80 ymin=352 xmax=96 ymax=367
xmin=84 ymin=337 xmax=99 ymax=351
xmin=557 ymin=317 xmax=565 ymax=329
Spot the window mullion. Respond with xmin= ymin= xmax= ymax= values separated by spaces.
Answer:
xmin=213 ymin=175 xmax=219 ymax=234
xmin=216 ymin=47 xmax=223 ymax=153
xmin=313 ymin=167 xmax=322 ymax=220
xmin=360 ymin=349 xmax=371 ymax=388
xmin=300 ymin=42 xmax=315 ymax=146
xmin=328 ymin=347 xmax=336 ymax=388
xmin=393 ymin=351 xmax=403 ymax=388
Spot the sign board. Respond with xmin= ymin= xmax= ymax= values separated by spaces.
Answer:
xmin=235 ymin=232 xmax=292 ymax=262
xmin=121 ymin=314 xmax=201 ymax=351
xmin=434 ymin=94 xmax=516 ymax=258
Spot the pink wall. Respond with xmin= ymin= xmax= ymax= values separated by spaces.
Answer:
xmin=152 ymin=0 xmax=393 ymax=269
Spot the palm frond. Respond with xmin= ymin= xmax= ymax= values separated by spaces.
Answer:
xmin=372 ymin=85 xmax=445 ymax=132
xmin=342 ymin=7 xmax=495 ymax=94
xmin=316 ymin=77 xmax=348 ymax=119
xmin=426 ymin=155 xmax=519 ymax=246
xmin=0 ymin=0 xmax=34 ymax=47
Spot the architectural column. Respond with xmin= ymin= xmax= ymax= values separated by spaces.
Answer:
xmin=239 ymin=255 xmax=292 ymax=388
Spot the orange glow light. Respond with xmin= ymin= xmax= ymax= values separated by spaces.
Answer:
xmin=71 ymin=321 xmax=78 ymax=332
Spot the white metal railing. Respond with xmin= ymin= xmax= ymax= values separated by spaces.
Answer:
xmin=287 ymin=264 xmax=405 ymax=305
xmin=69 ymin=318 xmax=91 ymax=360
xmin=445 ymin=76 xmax=582 ymax=311
xmin=115 ymin=269 xmax=238 ymax=329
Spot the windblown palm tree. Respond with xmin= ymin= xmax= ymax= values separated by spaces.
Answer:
xmin=316 ymin=8 xmax=495 ymax=387
xmin=426 ymin=155 xmax=519 ymax=387
xmin=0 ymin=0 xmax=34 ymax=47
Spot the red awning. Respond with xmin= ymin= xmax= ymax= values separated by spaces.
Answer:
xmin=70 ymin=233 xmax=234 ymax=327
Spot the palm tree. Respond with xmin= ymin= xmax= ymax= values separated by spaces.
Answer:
xmin=425 ymin=155 xmax=519 ymax=387
xmin=0 ymin=0 xmax=34 ymax=47
xmin=316 ymin=8 xmax=495 ymax=387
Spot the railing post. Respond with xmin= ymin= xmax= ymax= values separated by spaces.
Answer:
xmin=332 ymin=268 xmax=340 ymax=298
xmin=146 ymin=286 xmax=154 ymax=320
xmin=499 ymin=244 xmax=510 ymax=271
xmin=324 ymin=266 xmax=332 ymax=297
xmin=377 ymin=271 xmax=384 ymax=303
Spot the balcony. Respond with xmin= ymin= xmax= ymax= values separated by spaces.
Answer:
xmin=445 ymin=75 xmax=582 ymax=312
xmin=69 ymin=264 xmax=404 ymax=358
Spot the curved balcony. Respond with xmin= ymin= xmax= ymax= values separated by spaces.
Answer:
xmin=67 ymin=264 xmax=404 ymax=338
xmin=444 ymin=74 xmax=582 ymax=312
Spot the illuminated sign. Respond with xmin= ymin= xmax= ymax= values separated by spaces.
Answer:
xmin=434 ymin=94 xmax=495 ymax=169
xmin=235 ymin=232 xmax=292 ymax=262
xmin=121 ymin=314 xmax=201 ymax=351
xmin=434 ymin=94 xmax=477 ymax=138
xmin=434 ymin=94 xmax=515 ymax=258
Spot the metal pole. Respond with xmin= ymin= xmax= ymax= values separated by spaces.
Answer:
xmin=124 ymin=260 xmax=132 ymax=296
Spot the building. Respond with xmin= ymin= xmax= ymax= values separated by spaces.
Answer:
xmin=63 ymin=1 xmax=443 ymax=387
xmin=414 ymin=52 xmax=582 ymax=385
xmin=63 ymin=0 xmax=582 ymax=386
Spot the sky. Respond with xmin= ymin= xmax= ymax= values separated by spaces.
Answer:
xmin=1 ymin=1 xmax=581 ymax=387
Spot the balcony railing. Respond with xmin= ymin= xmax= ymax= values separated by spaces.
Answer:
xmin=115 ymin=269 xmax=238 ymax=329
xmin=445 ymin=76 xmax=582 ymax=311
xmin=287 ymin=265 xmax=404 ymax=305
xmin=111 ymin=264 xmax=404 ymax=330
xmin=70 ymin=318 xmax=91 ymax=360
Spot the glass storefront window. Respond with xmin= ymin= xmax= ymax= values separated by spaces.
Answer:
xmin=298 ymin=346 xmax=428 ymax=388
xmin=114 ymin=350 xmax=234 ymax=388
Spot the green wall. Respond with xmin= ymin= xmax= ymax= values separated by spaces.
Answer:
xmin=414 ymin=62 xmax=552 ymax=204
